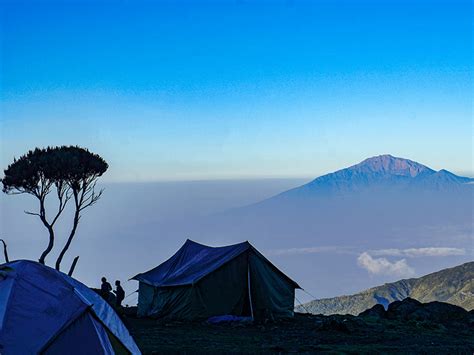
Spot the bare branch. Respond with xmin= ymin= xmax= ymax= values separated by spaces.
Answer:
xmin=24 ymin=210 xmax=41 ymax=217
xmin=54 ymin=147 xmax=108 ymax=271
xmin=56 ymin=180 xmax=103 ymax=269
xmin=51 ymin=184 xmax=72 ymax=227
xmin=79 ymin=188 xmax=103 ymax=211
xmin=0 ymin=239 xmax=10 ymax=263
xmin=67 ymin=256 xmax=80 ymax=276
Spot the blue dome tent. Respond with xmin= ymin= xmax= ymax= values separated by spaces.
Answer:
xmin=0 ymin=260 xmax=141 ymax=354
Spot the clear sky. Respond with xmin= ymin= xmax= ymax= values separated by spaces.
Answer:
xmin=1 ymin=0 xmax=472 ymax=181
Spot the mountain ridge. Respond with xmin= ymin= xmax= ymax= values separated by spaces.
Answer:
xmin=296 ymin=262 xmax=474 ymax=315
xmin=275 ymin=154 xmax=473 ymax=198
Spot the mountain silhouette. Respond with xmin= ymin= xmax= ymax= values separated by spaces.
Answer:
xmin=192 ymin=155 xmax=472 ymax=295
xmin=197 ymin=155 xmax=472 ymax=248
xmin=268 ymin=154 xmax=473 ymax=199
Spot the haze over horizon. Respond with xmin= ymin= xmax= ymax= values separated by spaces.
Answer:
xmin=1 ymin=154 xmax=472 ymax=305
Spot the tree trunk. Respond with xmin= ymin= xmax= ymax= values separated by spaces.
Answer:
xmin=55 ymin=209 xmax=80 ymax=271
xmin=38 ymin=199 xmax=55 ymax=265
xmin=0 ymin=239 xmax=9 ymax=263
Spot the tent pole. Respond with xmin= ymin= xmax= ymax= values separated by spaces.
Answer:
xmin=247 ymin=264 xmax=254 ymax=321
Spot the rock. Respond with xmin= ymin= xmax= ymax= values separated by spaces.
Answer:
xmin=317 ymin=317 xmax=365 ymax=334
xmin=385 ymin=298 xmax=471 ymax=327
xmin=358 ymin=304 xmax=386 ymax=318
xmin=422 ymin=301 xmax=470 ymax=324
xmin=386 ymin=297 xmax=422 ymax=320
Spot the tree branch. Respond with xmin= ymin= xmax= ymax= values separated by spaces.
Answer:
xmin=37 ymin=197 xmax=55 ymax=265
xmin=67 ymin=256 xmax=79 ymax=276
xmin=79 ymin=188 xmax=103 ymax=211
xmin=56 ymin=180 xmax=103 ymax=270
xmin=0 ymin=239 xmax=10 ymax=263
xmin=51 ymin=184 xmax=72 ymax=227
xmin=24 ymin=210 xmax=41 ymax=217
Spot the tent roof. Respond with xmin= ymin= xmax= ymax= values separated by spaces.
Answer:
xmin=0 ymin=260 xmax=140 ymax=354
xmin=132 ymin=239 xmax=300 ymax=288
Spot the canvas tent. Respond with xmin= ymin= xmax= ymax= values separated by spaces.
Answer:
xmin=132 ymin=239 xmax=300 ymax=320
xmin=0 ymin=260 xmax=141 ymax=355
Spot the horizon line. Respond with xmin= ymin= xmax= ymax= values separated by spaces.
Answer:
xmin=98 ymin=169 xmax=474 ymax=184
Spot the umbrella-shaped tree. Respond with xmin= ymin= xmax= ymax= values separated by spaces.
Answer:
xmin=2 ymin=146 xmax=108 ymax=275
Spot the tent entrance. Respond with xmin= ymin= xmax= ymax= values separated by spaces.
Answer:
xmin=241 ymin=264 xmax=254 ymax=319
xmin=241 ymin=285 xmax=252 ymax=317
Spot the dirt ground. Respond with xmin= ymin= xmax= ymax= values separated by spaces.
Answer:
xmin=124 ymin=312 xmax=474 ymax=354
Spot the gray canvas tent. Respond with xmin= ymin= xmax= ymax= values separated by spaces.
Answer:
xmin=132 ymin=240 xmax=300 ymax=320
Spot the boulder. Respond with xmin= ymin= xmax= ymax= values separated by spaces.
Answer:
xmin=422 ymin=301 xmax=470 ymax=324
xmin=386 ymin=297 xmax=422 ymax=320
xmin=358 ymin=304 xmax=386 ymax=318
xmin=385 ymin=298 xmax=471 ymax=326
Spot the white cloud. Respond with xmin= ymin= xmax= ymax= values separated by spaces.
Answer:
xmin=357 ymin=252 xmax=415 ymax=277
xmin=369 ymin=247 xmax=465 ymax=258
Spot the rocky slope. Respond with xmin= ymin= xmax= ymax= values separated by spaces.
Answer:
xmin=297 ymin=262 xmax=474 ymax=315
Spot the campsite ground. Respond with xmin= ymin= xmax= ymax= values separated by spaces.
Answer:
xmin=124 ymin=309 xmax=474 ymax=354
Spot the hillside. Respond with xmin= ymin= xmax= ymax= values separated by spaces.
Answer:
xmin=297 ymin=262 xmax=474 ymax=315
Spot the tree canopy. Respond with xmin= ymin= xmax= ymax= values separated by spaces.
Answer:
xmin=2 ymin=146 xmax=108 ymax=194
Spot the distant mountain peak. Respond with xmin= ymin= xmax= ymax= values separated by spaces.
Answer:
xmin=352 ymin=154 xmax=434 ymax=178
xmin=284 ymin=154 xmax=472 ymax=196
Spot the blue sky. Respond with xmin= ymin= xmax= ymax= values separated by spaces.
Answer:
xmin=1 ymin=0 xmax=472 ymax=181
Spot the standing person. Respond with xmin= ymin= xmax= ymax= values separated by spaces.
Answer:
xmin=100 ymin=277 xmax=112 ymax=302
xmin=114 ymin=280 xmax=125 ymax=309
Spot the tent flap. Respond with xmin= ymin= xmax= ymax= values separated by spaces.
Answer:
xmin=249 ymin=252 xmax=296 ymax=319
xmin=43 ymin=312 xmax=114 ymax=355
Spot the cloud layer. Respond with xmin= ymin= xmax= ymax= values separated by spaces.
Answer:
xmin=369 ymin=247 xmax=466 ymax=258
xmin=357 ymin=247 xmax=466 ymax=277
xmin=268 ymin=245 xmax=466 ymax=278
xmin=357 ymin=252 xmax=415 ymax=277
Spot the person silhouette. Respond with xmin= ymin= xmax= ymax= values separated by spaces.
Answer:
xmin=114 ymin=280 xmax=125 ymax=308
xmin=100 ymin=277 xmax=112 ymax=301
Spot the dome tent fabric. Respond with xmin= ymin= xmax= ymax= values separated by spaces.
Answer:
xmin=0 ymin=260 xmax=141 ymax=355
xmin=132 ymin=240 xmax=300 ymax=320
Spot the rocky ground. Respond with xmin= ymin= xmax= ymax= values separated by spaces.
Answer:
xmin=122 ymin=298 xmax=474 ymax=354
